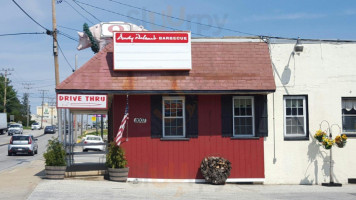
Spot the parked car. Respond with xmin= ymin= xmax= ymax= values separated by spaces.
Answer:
xmin=31 ymin=122 xmax=41 ymax=130
xmin=44 ymin=125 xmax=56 ymax=134
xmin=8 ymin=134 xmax=38 ymax=156
xmin=7 ymin=123 xmax=23 ymax=136
xmin=82 ymin=135 xmax=105 ymax=152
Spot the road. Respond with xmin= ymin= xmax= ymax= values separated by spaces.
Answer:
xmin=0 ymin=129 xmax=55 ymax=172
xmin=0 ymin=129 xmax=106 ymax=172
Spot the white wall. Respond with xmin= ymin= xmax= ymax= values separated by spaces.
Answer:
xmin=265 ymin=42 xmax=356 ymax=184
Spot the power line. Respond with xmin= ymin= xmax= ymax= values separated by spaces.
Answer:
xmin=70 ymin=0 xmax=102 ymax=23
xmin=99 ymin=0 xmax=356 ymax=42
xmin=58 ymin=25 xmax=81 ymax=32
xmin=63 ymin=0 xmax=95 ymax=25
xmin=106 ymin=0 xmax=256 ymax=36
xmin=73 ymin=0 xmax=208 ymax=37
xmin=58 ymin=31 xmax=79 ymax=42
xmin=12 ymin=78 xmax=54 ymax=83
xmin=0 ymin=32 xmax=47 ymax=37
xmin=12 ymin=0 xmax=50 ymax=32
xmin=56 ymin=39 xmax=75 ymax=71
xmin=31 ymin=84 xmax=56 ymax=89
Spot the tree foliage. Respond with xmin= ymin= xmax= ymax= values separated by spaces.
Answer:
xmin=0 ymin=75 xmax=28 ymax=123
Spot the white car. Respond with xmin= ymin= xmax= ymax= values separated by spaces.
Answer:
xmin=82 ymin=135 xmax=105 ymax=152
xmin=8 ymin=123 xmax=23 ymax=136
xmin=31 ymin=122 xmax=41 ymax=130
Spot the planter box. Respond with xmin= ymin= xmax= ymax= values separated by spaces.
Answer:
xmin=45 ymin=166 xmax=66 ymax=179
xmin=108 ymin=168 xmax=129 ymax=182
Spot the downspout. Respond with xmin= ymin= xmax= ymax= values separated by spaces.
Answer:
xmin=264 ymin=37 xmax=277 ymax=164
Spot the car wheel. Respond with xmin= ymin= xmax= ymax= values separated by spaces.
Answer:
xmin=83 ymin=149 xmax=88 ymax=152
xmin=35 ymin=148 xmax=38 ymax=154
xmin=29 ymin=151 xmax=34 ymax=156
xmin=8 ymin=152 xmax=12 ymax=156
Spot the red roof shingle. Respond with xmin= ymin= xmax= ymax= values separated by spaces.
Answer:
xmin=57 ymin=39 xmax=275 ymax=93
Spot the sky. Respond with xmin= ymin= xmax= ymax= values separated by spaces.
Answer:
xmin=1 ymin=0 xmax=356 ymax=114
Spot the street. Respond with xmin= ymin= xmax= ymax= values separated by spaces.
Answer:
xmin=0 ymin=129 xmax=54 ymax=172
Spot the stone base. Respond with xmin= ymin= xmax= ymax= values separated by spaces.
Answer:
xmin=322 ymin=182 xmax=342 ymax=187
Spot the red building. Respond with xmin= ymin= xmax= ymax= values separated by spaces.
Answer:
xmin=56 ymin=37 xmax=275 ymax=182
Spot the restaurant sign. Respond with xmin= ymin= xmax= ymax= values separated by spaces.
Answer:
xmin=113 ymin=31 xmax=191 ymax=70
xmin=57 ymin=94 xmax=108 ymax=109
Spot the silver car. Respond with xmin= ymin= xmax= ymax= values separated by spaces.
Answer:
xmin=8 ymin=135 xmax=38 ymax=156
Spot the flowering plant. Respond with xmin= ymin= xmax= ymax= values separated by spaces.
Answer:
xmin=335 ymin=134 xmax=348 ymax=148
xmin=314 ymin=130 xmax=327 ymax=142
xmin=321 ymin=137 xmax=334 ymax=149
xmin=314 ymin=129 xmax=348 ymax=149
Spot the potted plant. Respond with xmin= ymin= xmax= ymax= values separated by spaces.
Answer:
xmin=43 ymin=138 xmax=67 ymax=179
xmin=106 ymin=142 xmax=129 ymax=182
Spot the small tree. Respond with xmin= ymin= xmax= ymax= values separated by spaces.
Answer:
xmin=43 ymin=138 xmax=66 ymax=166
xmin=106 ymin=142 xmax=127 ymax=169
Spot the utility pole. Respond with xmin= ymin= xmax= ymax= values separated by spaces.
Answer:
xmin=23 ymin=83 xmax=33 ymax=127
xmin=52 ymin=0 xmax=62 ymax=142
xmin=39 ymin=90 xmax=48 ymax=129
xmin=1 ymin=68 xmax=14 ymax=113
xmin=49 ymin=98 xmax=56 ymax=126
xmin=52 ymin=0 xmax=59 ymax=86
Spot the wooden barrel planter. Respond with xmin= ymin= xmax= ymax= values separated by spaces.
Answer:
xmin=108 ymin=168 xmax=129 ymax=182
xmin=45 ymin=166 xmax=66 ymax=179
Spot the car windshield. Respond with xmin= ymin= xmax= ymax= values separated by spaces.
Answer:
xmin=10 ymin=124 xmax=21 ymax=128
xmin=12 ymin=136 xmax=29 ymax=141
xmin=86 ymin=137 xmax=101 ymax=141
xmin=45 ymin=126 xmax=52 ymax=129
xmin=33 ymin=123 xmax=39 ymax=125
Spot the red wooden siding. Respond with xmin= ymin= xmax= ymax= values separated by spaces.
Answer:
xmin=113 ymin=95 xmax=264 ymax=179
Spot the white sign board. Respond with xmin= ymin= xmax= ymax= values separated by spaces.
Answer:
xmin=57 ymin=94 xmax=108 ymax=110
xmin=101 ymin=22 xmax=132 ymax=38
xmin=113 ymin=31 xmax=191 ymax=70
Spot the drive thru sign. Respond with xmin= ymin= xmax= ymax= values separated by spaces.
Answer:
xmin=57 ymin=94 xmax=108 ymax=109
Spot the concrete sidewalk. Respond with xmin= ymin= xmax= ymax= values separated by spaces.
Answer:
xmin=1 ymin=159 xmax=356 ymax=200
xmin=0 ymin=159 xmax=44 ymax=200
xmin=27 ymin=179 xmax=356 ymax=200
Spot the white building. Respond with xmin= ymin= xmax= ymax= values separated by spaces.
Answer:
xmin=265 ymin=40 xmax=356 ymax=184
xmin=36 ymin=103 xmax=57 ymax=125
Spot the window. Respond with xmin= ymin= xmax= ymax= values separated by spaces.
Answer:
xmin=342 ymin=98 xmax=356 ymax=134
xmin=233 ymin=96 xmax=255 ymax=137
xmin=284 ymin=96 xmax=307 ymax=138
xmin=162 ymin=96 xmax=185 ymax=138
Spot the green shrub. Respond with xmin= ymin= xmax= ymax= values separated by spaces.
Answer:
xmin=106 ymin=142 xmax=127 ymax=169
xmin=43 ymin=138 xmax=66 ymax=166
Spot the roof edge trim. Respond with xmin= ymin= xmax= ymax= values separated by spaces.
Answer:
xmin=56 ymin=89 xmax=275 ymax=95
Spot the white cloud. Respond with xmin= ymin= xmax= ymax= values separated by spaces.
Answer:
xmin=246 ymin=13 xmax=326 ymax=21
xmin=343 ymin=9 xmax=356 ymax=15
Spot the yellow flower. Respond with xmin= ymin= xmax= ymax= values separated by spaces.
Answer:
xmin=335 ymin=135 xmax=341 ymax=142
xmin=342 ymin=134 xmax=348 ymax=140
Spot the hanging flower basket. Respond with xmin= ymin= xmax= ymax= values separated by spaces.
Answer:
xmin=335 ymin=134 xmax=348 ymax=148
xmin=321 ymin=137 xmax=334 ymax=149
xmin=314 ymin=128 xmax=348 ymax=149
xmin=314 ymin=130 xmax=327 ymax=142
